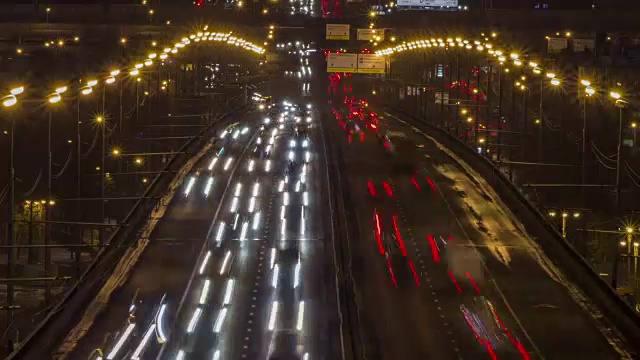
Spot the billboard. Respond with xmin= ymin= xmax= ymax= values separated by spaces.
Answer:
xmin=397 ymin=0 xmax=458 ymax=8
xmin=573 ymin=38 xmax=595 ymax=52
xmin=326 ymin=24 xmax=350 ymax=40
xmin=357 ymin=29 xmax=383 ymax=41
xmin=327 ymin=53 xmax=357 ymax=73
xmin=547 ymin=37 xmax=568 ymax=53
xmin=357 ymin=54 xmax=385 ymax=74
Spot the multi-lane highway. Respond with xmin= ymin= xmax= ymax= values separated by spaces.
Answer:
xmin=323 ymin=76 xmax=632 ymax=359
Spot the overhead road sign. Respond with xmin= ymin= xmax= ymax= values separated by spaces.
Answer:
xmin=547 ymin=37 xmax=568 ymax=53
xmin=357 ymin=29 xmax=383 ymax=41
xmin=326 ymin=24 xmax=350 ymax=40
xmin=397 ymin=0 xmax=458 ymax=9
xmin=357 ymin=54 xmax=385 ymax=74
xmin=327 ymin=53 xmax=357 ymax=73
xmin=573 ymin=38 xmax=595 ymax=52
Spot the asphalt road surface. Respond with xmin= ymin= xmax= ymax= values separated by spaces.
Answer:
xmin=323 ymin=75 xmax=631 ymax=359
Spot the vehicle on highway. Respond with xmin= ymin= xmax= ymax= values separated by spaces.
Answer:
xmin=267 ymin=330 xmax=304 ymax=360
xmin=380 ymin=130 xmax=417 ymax=172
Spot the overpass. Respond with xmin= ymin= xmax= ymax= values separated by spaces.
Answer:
xmin=4 ymin=8 xmax=640 ymax=360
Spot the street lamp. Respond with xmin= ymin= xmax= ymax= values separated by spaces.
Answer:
xmin=548 ymin=210 xmax=580 ymax=238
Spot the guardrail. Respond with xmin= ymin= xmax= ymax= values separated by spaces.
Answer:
xmin=6 ymin=93 xmax=250 ymax=360
xmin=387 ymin=105 xmax=640 ymax=352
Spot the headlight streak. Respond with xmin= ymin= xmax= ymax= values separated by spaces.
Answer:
xmin=223 ymin=279 xmax=235 ymax=305
xmin=280 ymin=205 xmax=286 ymax=220
xmin=305 ymin=151 xmax=310 ymax=163
xmin=184 ymin=177 xmax=196 ymax=196
xmin=213 ymin=350 xmax=221 ymax=360
xmin=252 ymin=182 xmax=260 ymax=196
xmin=215 ymin=222 xmax=225 ymax=242
xmin=230 ymin=197 xmax=239 ymax=213
xmin=295 ymin=180 xmax=301 ymax=192
xmin=296 ymin=301 xmax=305 ymax=331
xmin=270 ymin=248 xmax=276 ymax=269
xmin=278 ymin=180 xmax=285 ymax=192
xmin=199 ymin=279 xmax=211 ymax=304
xmin=283 ymin=192 xmax=289 ymax=205
xmin=248 ymin=159 xmax=255 ymax=172
xmin=249 ymin=197 xmax=257 ymax=213
xmin=281 ymin=219 xmax=287 ymax=238
xmin=131 ymin=323 xmax=156 ymax=360
xmin=300 ymin=206 xmax=305 ymax=236
xmin=199 ymin=251 xmax=212 ymax=274
xmin=268 ymin=301 xmax=279 ymax=331
xmin=232 ymin=130 xmax=240 ymax=139
xmin=204 ymin=177 xmax=214 ymax=196
xmin=156 ymin=304 xmax=168 ymax=343
xmin=234 ymin=182 xmax=243 ymax=196
xmin=269 ymin=137 xmax=275 ymax=145
xmin=223 ymin=157 xmax=233 ymax=171
xmin=303 ymin=191 xmax=309 ymax=206
xmin=288 ymin=151 xmax=295 ymax=161
xmin=208 ymin=157 xmax=219 ymax=170
xmin=271 ymin=128 xmax=278 ymax=137
xmin=272 ymin=264 xmax=280 ymax=288
xmin=233 ymin=213 xmax=240 ymax=230
xmin=266 ymin=159 xmax=272 ymax=172
xmin=294 ymin=259 xmax=301 ymax=288
xmin=220 ymin=130 xmax=228 ymax=138
xmin=264 ymin=117 xmax=271 ymax=124
xmin=219 ymin=251 xmax=232 ymax=275
xmin=242 ymin=127 xmax=249 ymax=134
xmin=252 ymin=211 xmax=261 ymax=230
xmin=240 ymin=221 xmax=248 ymax=241
xmin=257 ymin=137 xmax=262 ymax=145
xmin=187 ymin=308 xmax=203 ymax=333
xmin=290 ymin=139 xmax=297 ymax=148
xmin=284 ymin=175 xmax=289 ymax=184
xmin=306 ymin=117 xmax=312 ymax=123
xmin=176 ymin=349 xmax=185 ymax=360
xmin=106 ymin=323 xmax=135 ymax=359
xmin=213 ymin=307 xmax=228 ymax=333
xmin=302 ymin=139 xmax=309 ymax=148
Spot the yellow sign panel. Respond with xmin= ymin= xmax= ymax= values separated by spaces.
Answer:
xmin=356 ymin=54 xmax=385 ymax=74
xmin=327 ymin=53 xmax=357 ymax=73
xmin=326 ymin=24 xmax=350 ymax=40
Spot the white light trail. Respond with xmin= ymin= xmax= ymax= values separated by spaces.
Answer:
xmin=176 ymin=350 xmax=185 ymax=360
xmin=187 ymin=308 xmax=203 ymax=333
xmin=156 ymin=304 xmax=168 ymax=343
xmin=240 ymin=222 xmax=248 ymax=241
xmin=278 ymin=180 xmax=284 ymax=192
xmin=184 ymin=177 xmax=196 ymax=196
xmin=204 ymin=177 xmax=214 ymax=196
xmin=213 ymin=307 xmax=228 ymax=333
xmin=300 ymin=206 xmax=306 ymax=236
xmin=199 ymin=279 xmax=211 ymax=304
xmin=252 ymin=182 xmax=260 ymax=197
xmin=305 ymin=151 xmax=310 ymax=162
xmin=296 ymin=301 xmax=305 ymax=331
xmin=131 ymin=323 xmax=156 ymax=360
xmin=223 ymin=157 xmax=233 ymax=171
xmin=303 ymin=191 xmax=309 ymax=206
xmin=220 ymin=130 xmax=228 ymax=138
xmin=208 ymin=157 xmax=219 ymax=170
xmin=272 ymin=264 xmax=280 ymax=288
xmin=223 ymin=279 xmax=235 ymax=305
xmin=216 ymin=222 xmax=225 ymax=242
xmin=264 ymin=117 xmax=271 ymax=124
xmin=232 ymin=130 xmax=240 ymax=139
xmin=242 ymin=127 xmax=249 ymax=134
xmin=248 ymin=159 xmax=255 ymax=172
xmin=294 ymin=259 xmax=301 ymax=288
xmin=257 ymin=137 xmax=262 ymax=145
xmin=199 ymin=251 xmax=212 ymax=274
xmin=219 ymin=251 xmax=232 ymax=275
xmin=271 ymin=128 xmax=278 ymax=136
xmin=213 ymin=350 xmax=221 ymax=360
xmin=268 ymin=137 xmax=275 ymax=145
xmin=249 ymin=197 xmax=256 ymax=212
xmin=290 ymin=139 xmax=296 ymax=148
xmin=234 ymin=182 xmax=243 ymax=196
xmin=288 ymin=151 xmax=295 ymax=161
xmin=281 ymin=219 xmax=287 ymax=237
xmin=230 ymin=197 xmax=239 ymax=212
xmin=252 ymin=211 xmax=261 ymax=230
xmin=106 ymin=323 xmax=135 ymax=359
xmin=303 ymin=353 xmax=309 ymax=360
xmin=270 ymin=248 xmax=276 ymax=269
xmin=284 ymin=175 xmax=289 ymax=184
xmin=306 ymin=117 xmax=312 ymax=123
xmin=265 ymin=159 xmax=272 ymax=172
xmin=280 ymin=205 xmax=286 ymax=220
xmin=303 ymin=139 xmax=309 ymax=148
xmin=233 ymin=213 xmax=239 ymax=230
xmin=279 ymin=124 xmax=284 ymax=130
xmin=295 ymin=181 xmax=301 ymax=192
xmin=283 ymin=192 xmax=290 ymax=205
xmin=268 ymin=301 xmax=279 ymax=331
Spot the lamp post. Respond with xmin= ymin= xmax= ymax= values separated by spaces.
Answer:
xmin=45 ymin=87 xmax=65 ymax=302
xmin=3 ymin=86 xmax=23 ymax=316
xmin=610 ymin=91 xmax=626 ymax=211
xmin=548 ymin=210 xmax=580 ymax=239
xmin=77 ymin=84 xmax=93 ymax=269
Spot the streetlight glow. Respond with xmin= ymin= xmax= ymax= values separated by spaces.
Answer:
xmin=610 ymin=91 xmax=621 ymax=100
xmin=3 ymin=95 xmax=17 ymax=107
xmin=130 ymin=69 xmax=140 ymax=76
xmin=10 ymin=86 xmax=24 ymax=95
xmin=105 ymin=76 xmax=116 ymax=84
xmin=110 ymin=69 xmax=120 ymax=76
xmin=550 ymin=78 xmax=561 ymax=86
xmin=48 ymin=93 xmax=61 ymax=103
xmin=580 ymin=79 xmax=591 ymax=87
xmin=87 ymin=80 xmax=98 ymax=87
xmin=81 ymin=86 xmax=93 ymax=95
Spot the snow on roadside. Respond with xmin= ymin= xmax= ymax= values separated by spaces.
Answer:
xmin=385 ymin=112 xmax=632 ymax=358
xmin=56 ymin=135 xmax=218 ymax=358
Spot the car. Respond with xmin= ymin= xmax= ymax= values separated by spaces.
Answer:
xmin=267 ymin=330 xmax=303 ymax=360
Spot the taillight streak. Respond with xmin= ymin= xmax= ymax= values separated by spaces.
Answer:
xmin=382 ymin=181 xmax=393 ymax=197
xmin=386 ymin=257 xmax=397 ymax=288
xmin=366 ymin=181 xmax=376 ymax=196
xmin=408 ymin=259 xmax=420 ymax=287
xmin=426 ymin=177 xmax=438 ymax=192
xmin=447 ymin=270 xmax=462 ymax=293
xmin=466 ymin=272 xmax=481 ymax=294
xmin=427 ymin=235 xmax=440 ymax=263
xmin=411 ymin=177 xmax=421 ymax=190
xmin=391 ymin=215 xmax=407 ymax=256
xmin=374 ymin=212 xmax=384 ymax=254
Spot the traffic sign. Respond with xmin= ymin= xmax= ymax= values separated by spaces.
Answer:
xmin=327 ymin=53 xmax=357 ymax=72
xmin=357 ymin=29 xmax=383 ymax=41
xmin=326 ymin=24 xmax=350 ymax=40
xmin=356 ymin=54 xmax=385 ymax=74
